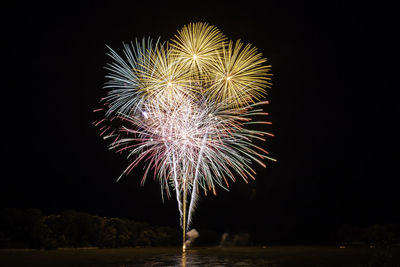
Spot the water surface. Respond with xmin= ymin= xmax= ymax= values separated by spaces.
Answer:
xmin=1 ymin=246 xmax=399 ymax=267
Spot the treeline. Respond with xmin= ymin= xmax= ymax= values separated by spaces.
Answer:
xmin=2 ymin=208 xmax=399 ymax=249
xmin=336 ymin=223 xmax=400 ymax=247
xmin=0 ymin=209 xmax=180 ymax=249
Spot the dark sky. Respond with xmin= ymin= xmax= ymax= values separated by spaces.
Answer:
xmin=3 ymin=1 xmax=398 ymax=243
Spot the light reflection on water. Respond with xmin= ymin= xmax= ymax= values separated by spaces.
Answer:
xmin=123 ymin=250 xmax=275 ymax=267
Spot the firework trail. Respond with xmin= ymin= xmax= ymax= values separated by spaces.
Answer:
xmin=94 ymin=22 xmax=275 ymax=251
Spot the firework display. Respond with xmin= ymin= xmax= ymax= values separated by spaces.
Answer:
xmin=94 ymin=22 xmax=275 ymax=250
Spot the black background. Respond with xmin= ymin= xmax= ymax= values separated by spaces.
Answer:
xmin=3 ymin=1 xmax=398 ymax=243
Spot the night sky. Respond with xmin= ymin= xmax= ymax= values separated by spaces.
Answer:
xmin=3 ymin=1 xmax=398 ymax=243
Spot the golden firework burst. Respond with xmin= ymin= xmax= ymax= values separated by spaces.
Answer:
xmin=138 ymin=43 xmax=196 ymax=102
xmin=170 ymin=22 xmax=226 ymax=75
xmin=206 ymin=39 xmax=272 ymax=107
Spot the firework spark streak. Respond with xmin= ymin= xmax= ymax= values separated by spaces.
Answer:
xmin=94 ymin=22 xmax=275 ymax=251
